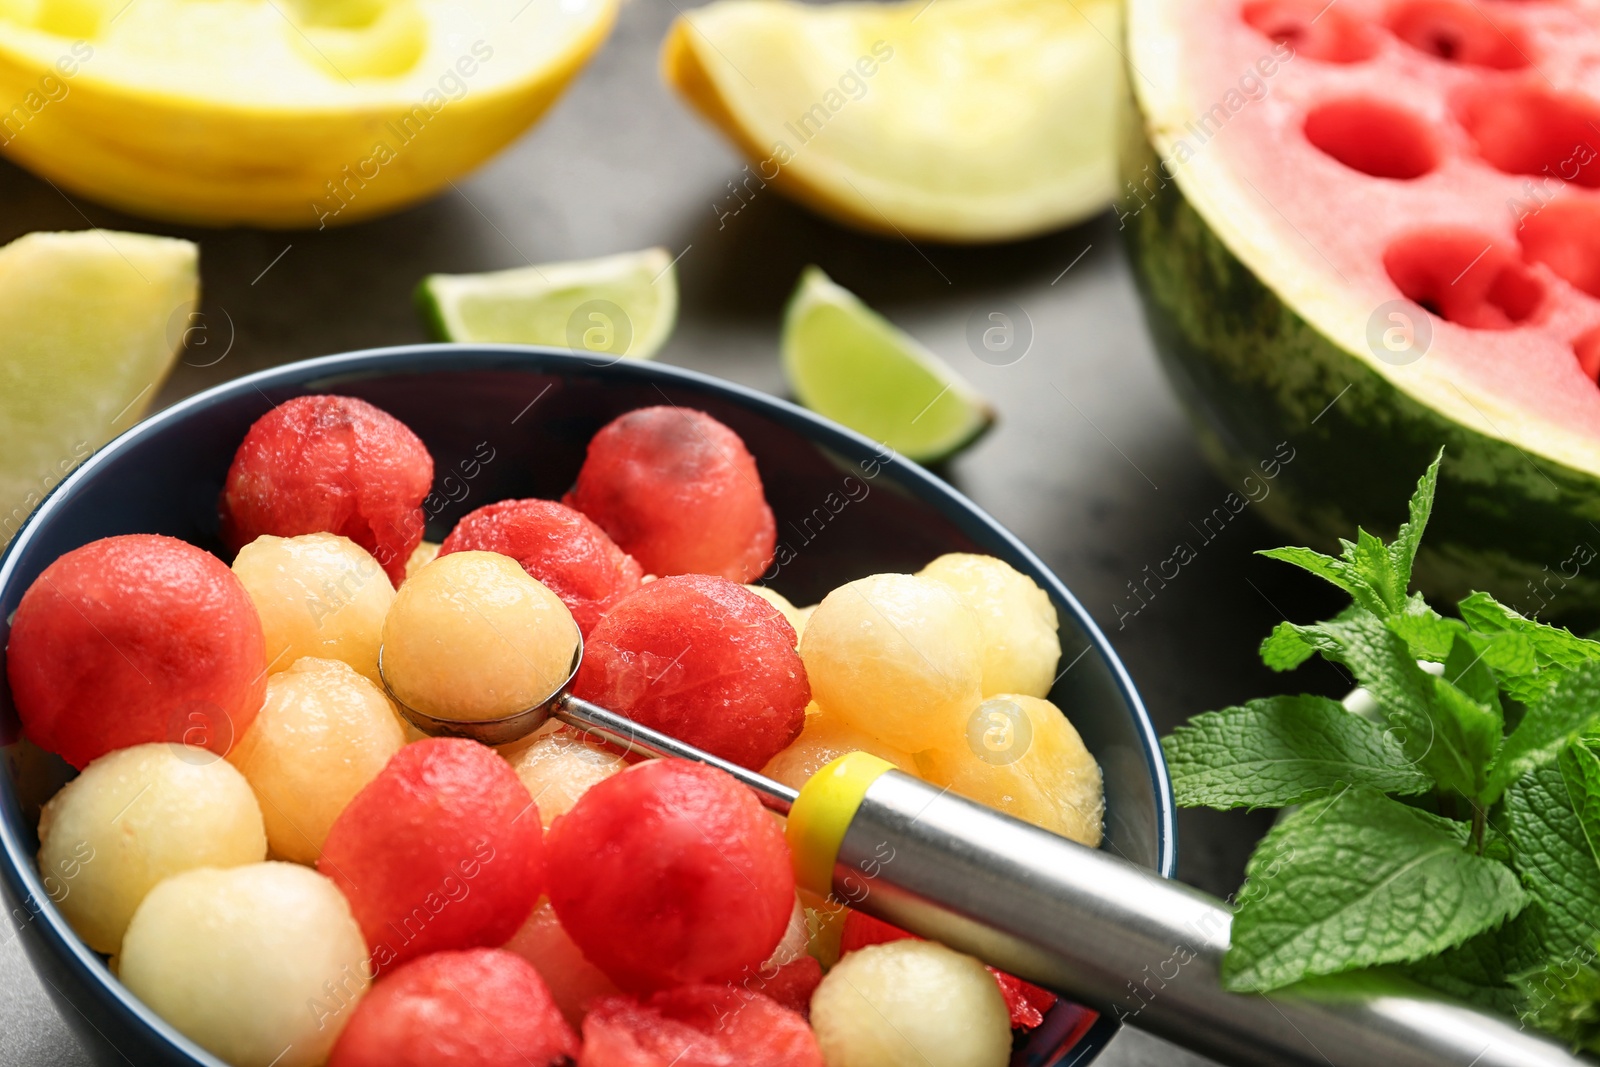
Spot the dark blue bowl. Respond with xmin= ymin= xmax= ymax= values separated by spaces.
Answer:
xmin=0 ymin=345 xmax=1175 ymax=1067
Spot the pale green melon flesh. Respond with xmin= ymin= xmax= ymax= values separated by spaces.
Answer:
xmin=0 ymin=230 xmax=197 ymax=546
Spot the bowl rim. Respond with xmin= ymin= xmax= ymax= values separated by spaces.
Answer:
xmin=0 ymin=343 xmax=1176 ymax=1065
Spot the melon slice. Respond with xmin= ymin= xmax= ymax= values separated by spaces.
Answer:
xmin=0 ymin=230 xmax=196 ymax=547
xmin=1125 ymin=0 xmax=1600 ymax=616
xmin=0 ymin=0 xmax=617 ymax=226
xmin=662 ymin=0 xmax=1123 ymax=243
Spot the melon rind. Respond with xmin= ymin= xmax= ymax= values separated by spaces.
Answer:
xmin=1120 ymin=3 xmax=1600 ymax=621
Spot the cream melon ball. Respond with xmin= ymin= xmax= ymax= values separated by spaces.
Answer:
xmin=744 ymin=584 xmax=809 ymax=641
xmin=120 ymin=862 xmax=369 ymax=1067
xmin=917 ymin=693 xmax=1103 ymax=846
xmin=800 ymin=573 xmax=984 ymax=752
xmin=509 ymin=728 xmax=627 ymax=829
xmin=232 ymin=532 xmax=394 ymax=682
xmin=811 ymin=940 xmax=1012 ymax=1067
xmin=380 ymin=550 xmax=580 ymax=721
xmin=761 ymin=703 xmax=913 ymax=792
xmin=36 ymin=743 xmax=266 ymax=954
xmin=227 ymin=657 xmax=406 ymax=864
xmin=404 ymin=539 xmax=441 ymax=582
xmin=918 ymin=553 xmax=1060 ymax=698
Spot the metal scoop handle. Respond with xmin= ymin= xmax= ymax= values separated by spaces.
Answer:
xmin=820 ymin=765 xmax=1580 ymax=1067
xmin=550 ymin=694 xmax=798 ymax=814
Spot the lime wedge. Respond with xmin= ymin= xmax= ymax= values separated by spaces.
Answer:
xmin=781 ymin=266 xmax=994 ymax=463
xmin=0 ymin=230 xmax=198 ymax=545
xmin=417 ymin=248 xmax=678 ymax=360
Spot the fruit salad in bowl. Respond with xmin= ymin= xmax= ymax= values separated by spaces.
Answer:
xmin=0 ymin=345 xmax=1173 ymax=1067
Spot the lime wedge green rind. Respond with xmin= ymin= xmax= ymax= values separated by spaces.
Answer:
xmin=781 ymin=266 xmax=994 ymax=464
xmin=416 ymin=247 xmax=678 ymax=360
xmin=0 ymin=229 xmax=197 ymax=546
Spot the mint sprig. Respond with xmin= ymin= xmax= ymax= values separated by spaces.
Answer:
xmin=1255 ymin=449 xmax=1438 ymax=616
xmin=1162 ymin=447 xmax=1600 ymax=1036
xmin=1163 ymin=695 xmax=1431 ymax=810
xmin=1222 ymin=787 xmax=1526 ymax=993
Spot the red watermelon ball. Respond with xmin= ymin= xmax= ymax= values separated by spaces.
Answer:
xmin=330 ymin=948 xmax=576 ymax=1067
xmin=219 ymin=395 xmax=433 ymax=585
xmin=546 ymin=759 xmax=794 ymax=992
xmin=317 ymin=738 xmax=542 ymax=974
xmin=573 ymin=574 xmax=808 ymax=769
xmin=439 ymin=499 xmax=643 ymax=635
xmin=563 ymin=406 xmax=776 ymax=582
xmin=5 ymin=534 xmax=266 ymax=769
xmin=581 ymin=985 xmax=823 ymax=1067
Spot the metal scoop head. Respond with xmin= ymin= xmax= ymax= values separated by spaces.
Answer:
xmin=375 ymin=636 xmax=798 ymax=813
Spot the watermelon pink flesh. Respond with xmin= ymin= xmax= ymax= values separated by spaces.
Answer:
xmin=1170 ymin=0 xmax=1600 ymax=439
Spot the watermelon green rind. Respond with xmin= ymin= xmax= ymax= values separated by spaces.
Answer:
xmin=1119 ymin=3 xmax=1600 ymax=621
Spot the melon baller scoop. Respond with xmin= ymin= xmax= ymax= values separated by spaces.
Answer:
xmin=379 ymin=641 xmax=1581 ymax=1067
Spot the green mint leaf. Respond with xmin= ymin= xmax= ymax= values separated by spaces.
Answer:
xmin=1348 ymin=527 xmax=1405 ymax=616
xmin=1162 ymin=695 xmax=1433 ymax=811
xmin=1444 ymin=632 xmax=1502 ymax=714
xmin=1401 ymin=908 xmax=1548 ymax=1015
xmin=1256 ymin=546 xmax=1388 ymax=617
xmin=1260 ymin=621 xmax=1315 ymax=671
xmin=1386 ymin=599 xmax=1464 ymax=663
xmin=1425 ymin=675 xmax=1502 ymax=802
xmin=1388 ymin=447 xmax=1443 ymax=597
xmin=1504 ymin=757 xmax=1600 ymax=964
xmin=1222 ymin=786 xmax=1527 ymax=993
xmin=1282 ymin=612 xmax=1496 ymax=798
xmin=1262 ymin=453 xmax=1442 ymax=619
xmin=1479 ymin=633 xmax=1541 ymax=704
xmin=1458 ymin=592 xmax=1600 ymax=704
xmin=1486 ymin=662 xmax=1600 ymax=802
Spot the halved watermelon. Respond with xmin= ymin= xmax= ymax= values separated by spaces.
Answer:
xmin=1124 ymin=0 xmax=1600 ymax=619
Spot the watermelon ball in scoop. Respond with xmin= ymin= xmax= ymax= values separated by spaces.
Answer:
xmin=317 ymin=738 xmax=543 ymax=974
xmin=581 ymin=985 xmax=823 ymax=1067
xmin=565 ymin=406 xmax=777 ymax=582
xmin=329 ymin=949 xmax=577 ymax=1067
xmin=220 ymin=395 xmax=433 ymax=585
xmin=6 ymin=534 xmax=266 ymax=769
xmin=573 ymin=574 xmax=809 ymax=770
xmin=439 ymin=499 xmax=643 ymax=635
xmin=546 ymin=759 xmax=794 ymax=991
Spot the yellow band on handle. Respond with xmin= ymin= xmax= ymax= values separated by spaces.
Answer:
xmin=786 ymin=751 xmax=897 ymax=897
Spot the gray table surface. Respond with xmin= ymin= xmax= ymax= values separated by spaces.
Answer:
xmin=0 ymin=1 xmax=1355 ymax=1063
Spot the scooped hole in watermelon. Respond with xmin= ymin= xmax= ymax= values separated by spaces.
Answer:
xmin=1386 ymin=0 xmax=1532 ymax=69
xmin=1574 ymin=326 xmax=1600 ymax=381
xmin=1241 ymin=0 xmax=1382 ymax=63
xmin=1384 ymin=229 xmax=1545 ymax=330
xmin=1457 ymin=85 xmax=1600 ymax=188
xmin=1518 ymin=200 xmax=1600 ymax=299
xmin=1303 ymin=100 xmax=1438 ymax=180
